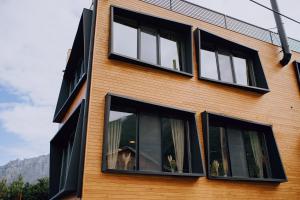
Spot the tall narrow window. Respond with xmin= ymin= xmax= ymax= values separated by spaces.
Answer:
xmin=107 ymin=111 xmax=137 ymax=170
xmin=233 ymin=56 xmax=248 ymax=86
xmin=113 ymin=16 xmax=138 ymax=59
xmin=141 ymin=27 xmax=157 ymax=64
xmin=162 ymin=118 xmax=189 ymax=173
xmin=160 ymin=32 xmax=182 ymax=71
xmin=201 ymin=49 xmax=219 ymax=80
xmin=218 ymin=51 xmax=234 ymax=83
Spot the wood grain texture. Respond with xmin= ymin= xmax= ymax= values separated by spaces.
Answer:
xmin=81 ymin=0 xmax=300 ymax=199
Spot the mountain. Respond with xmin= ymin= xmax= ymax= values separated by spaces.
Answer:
xmin=0 ymin=154 xmax=49 ymax=184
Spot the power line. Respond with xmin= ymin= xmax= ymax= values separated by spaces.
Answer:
xmin=249 ymin=0 xmax=300 ymax=25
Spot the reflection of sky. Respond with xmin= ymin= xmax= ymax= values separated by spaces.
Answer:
xmin=113 ymin=22 xmax=137 ymax=58
xmin=160 ymin=38 xmax=180 ymax=70
xmin=109 ymin=111 xmax=132 ymax=122
xmin=201 ymin=49 xmax=218 ymax=79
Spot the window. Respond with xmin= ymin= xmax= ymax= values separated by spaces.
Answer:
xmin=202 ymin=112 xmax=287 ymax=182
xmin=50 ymin=100 xmax=86 ymax=199
xmin=53 ymin=9 xmax=91 ymax=123
xmin=102 ymin=93 xmax=205 ymax=177
xmin=110 ymin=6 xmax=193 ymax=76
xmin=195 ymin=29 xmax=269 ymax=93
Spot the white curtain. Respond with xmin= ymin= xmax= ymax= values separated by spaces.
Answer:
xmin=170 ymin=119 xmax=185 ymax=173
xmin=107 ymin=119 xmax=122 ymax=169
xmin=220 ymin=128 xmax=229 ymax=176
xmin=249 ymin=131 xmax=264 ymax=178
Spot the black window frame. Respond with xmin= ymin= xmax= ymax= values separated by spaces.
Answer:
xmin=195 ymin=28 xmax=270 ymax=94
xmin=102 ymin=93 xmax=205 ymax=177
xmin=53 ymin=9 xmax=92 ymax=123
xmin=201 ymin=111 xmax=287 ymax=183
xmin=50 ymin=100 xmax=86 ymax=200
xmin=294 ymin=61 xmax=300 ymax=89
xmin=109 ymin=6 xmax=194 ymax=77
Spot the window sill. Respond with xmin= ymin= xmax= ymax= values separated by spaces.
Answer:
xmin=109 ymin=52 xmax=194 ymax=78
xmin=103 ymin=169 xmax=205 ymax=178
xmin=199 ymin=76 xmax=270 ymax=94
xmin=53 ymin=73 xmax=87 ymax=123
xmin=208 ymin=175 xmax=287 ymax=183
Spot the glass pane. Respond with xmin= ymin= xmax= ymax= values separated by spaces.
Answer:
xmin=233 ymin=56 xmax=248 ymax=86
xmin=244 ymin=131 xmax=270 ymax=178
xmin=227 ymin=128 xmax=249 ymax=177
xmin=201 ymin=49 xmax=218 ymax=80
xmin=139 ymin=113 xmax=161 ymax=172
xmin=162 ymin=118 xmax=189 ymax=173
xmin=209 ymin=126 xmax=230 ymax=177
xmin=218 ymin=53 xmax=233 ymax=83
xmin=113 ymin=18 xmax=137 ymax=58
xmin=160 ymin=33 xmax=182 ymax=71
xmin=107 ymin=111 xmax=136 ymax=170
xmin=141 ymin=27 xmax=157 ymax=64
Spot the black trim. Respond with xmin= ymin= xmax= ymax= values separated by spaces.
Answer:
xmin=294 ymin=61 xmax=300 ymax=89
xmin=201 ymin=111 xmax=287 ymax=183
xmin=195 ymin=28 xmax=270 ymax=94
xmin=53 ymin=8 xmax=92 ymax=123
xmin=109 ymin=6 xmax=194 ymax=77
xmin=50 ymin=100 xmax=86 ymax=200
xmin=77 ymin=0 xmax=98 ymax=197
xmin=53 ymin=74 xmax=87 ymax=122
xmin=101 ymin=93 xmax=206 ymax=178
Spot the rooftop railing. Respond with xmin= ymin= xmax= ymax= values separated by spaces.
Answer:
xmin=142 ymin=0 xmax=300 ymax=53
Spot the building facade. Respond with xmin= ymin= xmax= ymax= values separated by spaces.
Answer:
xmin=50 ymin=0 xmax=300 ymax=199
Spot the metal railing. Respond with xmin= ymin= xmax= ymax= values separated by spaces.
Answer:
xmin=142 ymin=0 xmax=300 ymax=53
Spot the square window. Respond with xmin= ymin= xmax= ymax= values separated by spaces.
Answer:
xmin=202 ymin=112 xmax=287 ymax=182
xmin=102 ymin=93 xmax=205 ymax=177
xmin=109 ymin=6 xmax=193 ymax=76
xmin=195 ymin=29 xmax=269 ymax=93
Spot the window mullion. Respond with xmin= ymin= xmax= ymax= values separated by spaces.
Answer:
xmin=215 ymin=49 xmax=221 ymax=81
xmin=230 ymin=54 xmax=237 ymax=84
xmin=137 ymin=26 xmax=141 ymax=60
xmin=136 ymin=112 xmax=140 ymax=171
xmin=224 ymin=126 xmax=232 ymax=177
xmin=186 ymin=120 xmax=192 ymax=173
xmin=157 ymin=30 xmax=161 ymax=66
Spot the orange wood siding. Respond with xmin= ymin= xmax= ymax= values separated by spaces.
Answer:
xmin=82 ymin=0 xmax=300 ymax=199
xmin=61 ymin=81 xmax=87 ymax=124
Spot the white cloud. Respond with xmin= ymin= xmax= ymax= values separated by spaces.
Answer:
xmin=0 ymin=0 xmax=90 ymax=164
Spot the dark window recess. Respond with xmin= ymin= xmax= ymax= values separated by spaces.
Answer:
xmin=109 ymin=6 xmax=193 ymax=76
xmin=50 ymin=100 xmax=86 ymax=199
xmin=195 ymin=28 xmax=270 ymax=93
xmin=53 ymin=9 xmax=92 ymax=123
xmin=202 ymin=112 xmax=287 ymax=183
xmin=102 ymin=93 xmax=205 ymax=177
xmin=294 ymin=61 xmax=300 ymax=88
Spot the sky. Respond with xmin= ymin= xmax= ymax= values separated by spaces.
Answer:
xmin=0 ymin=0 xmax=299 ymax=166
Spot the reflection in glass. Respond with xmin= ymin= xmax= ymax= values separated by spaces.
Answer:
xmin=201 ymin=49 xmax=218 ymax=79
xmin=244 ymin=131 xmax=270 ymax=178
xmin=233 ymin=56 xmax=248 ymax=86
xmin=218 ymin=53 xmax=233 ymax=83
xmin=107 ymin=111 xmax=136 ymax=170
xmin=113 ymin=18 xmax=137 ymax=58
xmin=141 ymin=27 xmax=157 ymax=64
xmin=162 ymin=118 xmax=188 ymax=173
xmin=139 ymin=113 xmax=161 ymax=171
xmin=160 ymin=33 xmax=182 ymax=71
xmin=209 ymin=126 xmax=230 ymax=177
